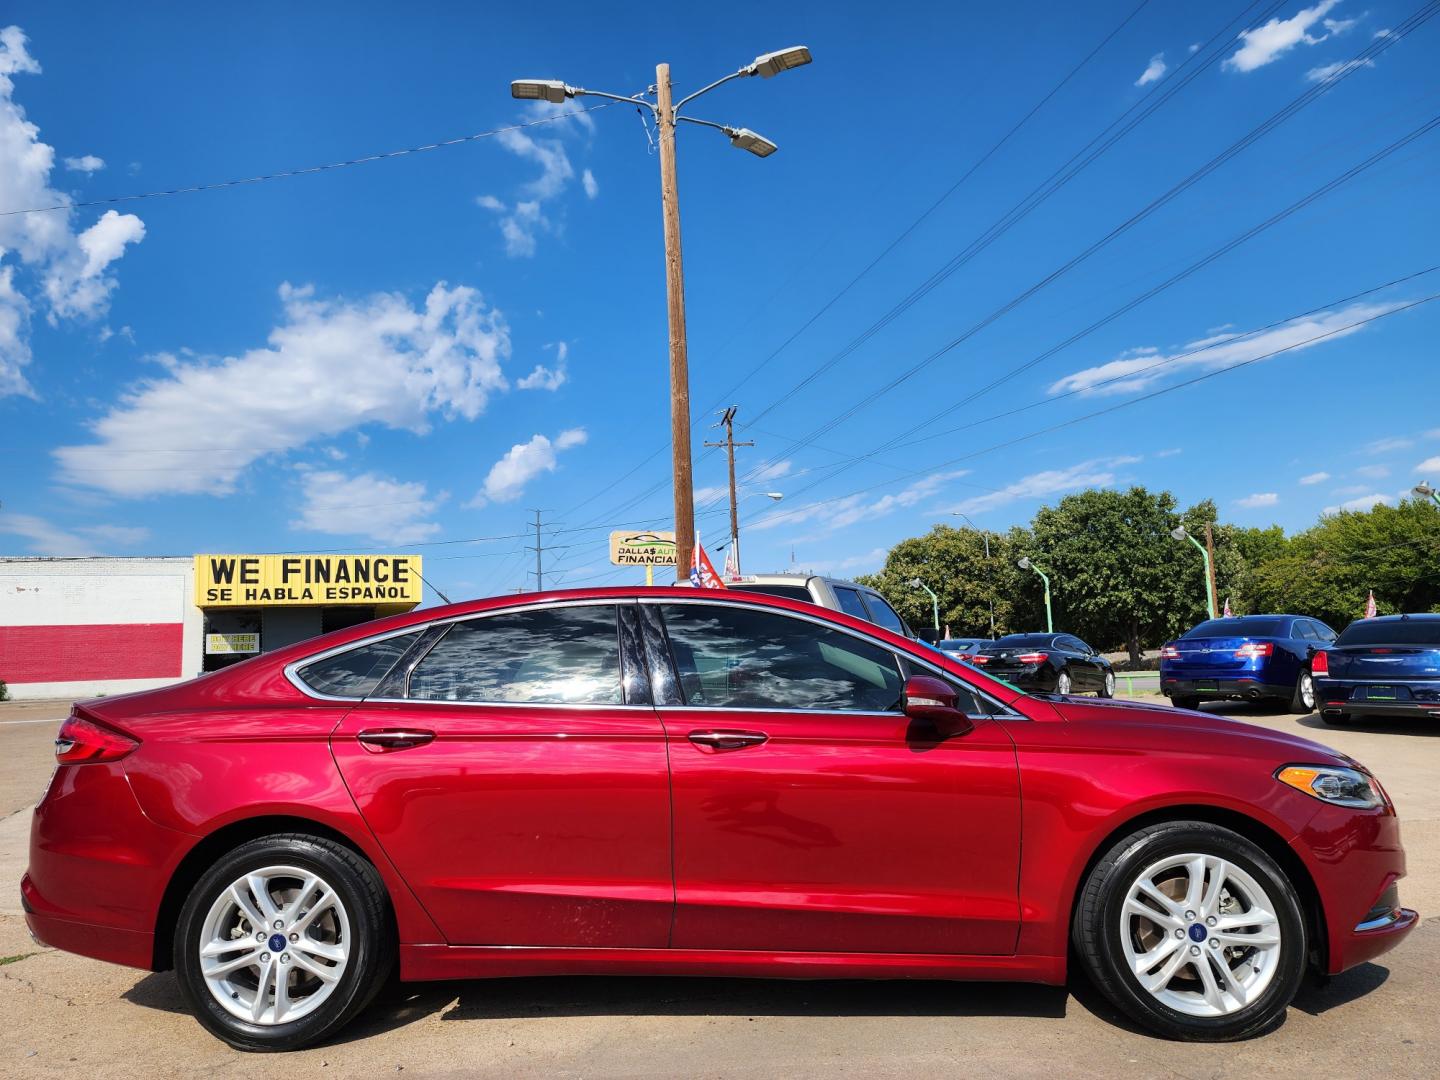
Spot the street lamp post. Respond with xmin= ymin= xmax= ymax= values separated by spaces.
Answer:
xmin=1415 ymin=481 xmax=1440 ymax=508
xmin=951 ymin=512 xmax=995 ymax=638
xmin=511 ymin=47 xmax=812 ymax=577
xmin=1016 ymin=557 xmax=1053 ymax=633
xmin=1171 ymin=526 xmax=1217 ymax=619
xmin=907 ymin=578 xmax=941 ymax=637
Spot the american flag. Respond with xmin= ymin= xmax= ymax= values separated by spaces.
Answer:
xmin=1222 ymin=597 xmax=1233 ymax=617
xmin=690 ymin=541 xmax=727 ymax=590
xmin=1365 ymin=590 xmax=1377 ymax=618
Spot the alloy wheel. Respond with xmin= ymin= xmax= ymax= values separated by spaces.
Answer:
xmin=1298 ymin=672 xmax=1315 ymax=711
xmin=198 ymin=864 xmax=351 ymax=1026
xmin=1119 ymin=852 xmax=1282 ymax=1018
xmin=1104 ymin=672 xmax=1116 ymax=697
xmin=1056 ymin=671 xmax=1072 ymax=694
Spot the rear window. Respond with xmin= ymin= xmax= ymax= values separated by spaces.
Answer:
xmin=1183 ymin=618 xmax=1289 ymax=638
xmin=728 ymin=584 xmax=815 ymax=603
xmin=979 ymin=634 xmax=1054 ymax=651
xmin=1336 ymin=619 xmax=1440 ymax=647
xmin=295 ymin=631 xmax=420 ymax=698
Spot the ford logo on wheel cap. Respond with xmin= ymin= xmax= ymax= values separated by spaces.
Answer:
xmin=268 ymin=933 xmax=286 ymax=952
xmin=1188 ymin=923 xmax=1207 ymax=943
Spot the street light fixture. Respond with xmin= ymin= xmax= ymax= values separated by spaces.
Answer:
xmin=907 ymin=577 xmax=941 ymax=637
xmin=1171 ymin=526 xmax=1218 ymax=619
xmin=509 ymin=49 xmax=812 ymax=578
xmin=1016 ymin=557 xmax=1053 ymax=633
xmin=951 ymin=512 xmax=995 ymax=638
xmin=1414 ymin=481 xmax=1440 ymax=507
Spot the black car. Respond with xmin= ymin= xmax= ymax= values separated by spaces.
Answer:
xmin=970 ymin=632 xmax=1115 ymax=696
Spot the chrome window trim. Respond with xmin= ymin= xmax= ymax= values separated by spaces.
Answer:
xmin=641 ymin=594 xmax=1022 ymax=719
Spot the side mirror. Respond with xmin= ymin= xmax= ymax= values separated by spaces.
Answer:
xmin=903 ymin=675 xmax=973 ymax=737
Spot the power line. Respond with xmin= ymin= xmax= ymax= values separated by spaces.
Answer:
xmin=0 ymin=101 xmax=620 ymax=217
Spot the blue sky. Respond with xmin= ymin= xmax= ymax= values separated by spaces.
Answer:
xmin=1 ymin=0 xmax=1437 ymax=600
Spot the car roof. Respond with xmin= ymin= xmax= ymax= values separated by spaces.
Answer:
xmin=730 ymin=573 xmax=875 ymax=589
xmin=1355 ymin=613 xmax=1440 ymax=622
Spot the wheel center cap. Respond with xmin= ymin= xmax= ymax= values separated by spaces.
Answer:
xmin=1188 ymin=923 xmax=1208 ymax=943
xmin=268 ymin=933 xmax=286 ymax=952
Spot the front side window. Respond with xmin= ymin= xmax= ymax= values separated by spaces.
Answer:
xmin=296 ymin=631 xmax=421 ymax=699
xmin=408 ymin=605 xmax=622 ymax=704
xmin=660 ymin=603 xmax=904 ymax=712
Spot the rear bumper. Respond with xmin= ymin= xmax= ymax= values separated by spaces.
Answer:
xmin=1160 ymin=676 xmax=1291 ymax=700
xmin=1314 ymin=677 xmax=1440 ymax=719
xmin=977 ymin=666 xmax=1055 ymax=692
xmin=22 ymin=878 xmax=155 ymax=969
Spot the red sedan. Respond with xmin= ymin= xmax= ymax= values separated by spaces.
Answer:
xmin=24 ymin=588 xmax=1414 ymax=1050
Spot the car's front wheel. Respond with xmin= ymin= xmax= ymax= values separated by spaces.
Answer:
xmin=1072 ymin=821 xmax=1307 ymax=1041
xmin=1100 ymin=671 xmax=1116 ymax=698
xmin=174 ymin=833 xmax=394 ymax=1051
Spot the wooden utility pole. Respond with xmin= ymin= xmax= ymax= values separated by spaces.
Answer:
xmin=1204 ymin=523 xmax=1220 ymax=619
xmin=704 ymin=406 xmax=753 ymax=579
xmin=655 ymin=63 xmax=695 ymax=578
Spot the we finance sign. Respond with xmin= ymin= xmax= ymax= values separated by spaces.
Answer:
xmin=195 ymin=554 xmax=423 ymax=607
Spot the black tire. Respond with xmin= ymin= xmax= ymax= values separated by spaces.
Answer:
xmin=1288 ymin=669 xmax=1315 ymax=715
xmin=1072 ymin=821 xmax=1307 ymax=1041
xmin=1055 ymin=668 xmax=1074 ymax=695
xmin=1099 ymin=670 xmax=1116 ymax=699
xmin=174 ymin=833 xmax=394 ymax=1052
xmin=1169 ymin=695 xmax=1202 ymax=711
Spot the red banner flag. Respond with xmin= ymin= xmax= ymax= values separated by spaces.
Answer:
xmin=690 ymin=541 xmax=727 ymax=590
xmin=1365 ymin=590 xmax=1377 ymax=619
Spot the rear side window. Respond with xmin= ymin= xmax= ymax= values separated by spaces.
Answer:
xmin=860 ymin=592 xmax=908 ymax=635
xmin=296 ymin=631 xmax=420 ymax=698
xmin=1293 ymin=621 xmax=1320 ymax=642
xmin=660 ymin=603 xmax=904 ymax=712
xmin=1336 ymin=620 xmax=1440 ymax=647
xmin=409 ymin=605 xmax=622 ymax=704
xmin=833 ymin=587 xmax=871 ymax=621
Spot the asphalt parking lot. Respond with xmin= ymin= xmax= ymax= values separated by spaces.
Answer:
xmin=0 ymin=696 xmax=1435 ymax=1079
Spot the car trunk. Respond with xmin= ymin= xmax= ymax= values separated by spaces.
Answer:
xmin=1167 ymin=637 xmax=1254 ymax=674
xmin=1324 ymin=645 xmax=1440 ymax=681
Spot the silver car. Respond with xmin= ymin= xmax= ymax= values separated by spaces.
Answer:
xmin=725 ymin=573 xmax=915 ymax=637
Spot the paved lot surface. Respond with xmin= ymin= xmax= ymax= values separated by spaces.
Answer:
xmin=0 ymin=696 xmax=1435 ymax=1078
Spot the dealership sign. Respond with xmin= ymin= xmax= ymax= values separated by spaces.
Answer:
xmin=205 ymin=632 xmax=260 ymax=655
xmin=608 ymin=531 xmax=678 ymax=567
xmin=194 ymin=554 xmax=423 ymax=607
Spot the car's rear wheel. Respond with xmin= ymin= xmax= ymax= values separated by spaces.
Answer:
xmin=1169 ymin=695 xmax=1202 ymax=711
xmin=1073 ymin=821 xmax=1306 ymax=1041
xmin=1289 ymin=670 xmax=1315 ymax=714
xmin=1056 ymin=670 xmax=1073 ymax=695
xmin=174 ymin=834 xmax=393 ymax=1051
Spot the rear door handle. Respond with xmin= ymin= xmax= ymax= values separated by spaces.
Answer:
xmin=688 ymin=729 xmax=768 ymax=752
xmin=357 ymin=728 xmax=435 ymax=752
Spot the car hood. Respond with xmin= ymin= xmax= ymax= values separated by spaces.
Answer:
xmin=1039 ymin=695 xmax=1352 ymax=766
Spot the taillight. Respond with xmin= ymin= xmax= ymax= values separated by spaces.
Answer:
xmin=969 ymin=655 xmax=989 ymax=665
xmin=1234 ymin=641 xmax=1274 ymax=659
xmin=1160 ymin=644 xmax=1180 ymax=660
xmin=54 ymin=714 xmax=138 ymax=764
xmin=1312 ymin=650 xmax=1329 ymax=676
xmin=1016 ymin=652 xmax=1049 ymax=664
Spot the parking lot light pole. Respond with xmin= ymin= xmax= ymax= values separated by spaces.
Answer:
xmin=952 ymin=512 xmax=996 ymax=638
xmin=907 ymin=578 xmax=941 ymax=636
xmin=1016 ymin=557 xmax=1053 ymax=633
xmin=1171 ymin=526 xmax=1217 ymax=619
xmin=1415 ymin=481 xmax=1440 ymax=508
xmin=511 ymin=46 xmax=812 ymax=576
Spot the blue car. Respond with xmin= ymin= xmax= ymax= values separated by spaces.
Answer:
xmin=1160 ymin=614 xmax=1336 ymax=713
xmin=1314 ymin=614 xmax=1440 ymax=726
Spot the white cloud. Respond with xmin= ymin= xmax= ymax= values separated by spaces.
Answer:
xmin=750 ymin=470 xmax=970 ymax=536
xmin=63 ymin=153 xmax=104 ymax=174
xmin=1330 ymin=484 xmax=1369 ymax=497
xmin=1354 ymin=463 xmax=1390 ymax=479
xmin=1299 ymin=471 xmax=1330 ymax=485
xmin=470 ymin=427 xmax=586 ymax=506
xmin=1323 ymin=492 xmax=1393 ymax=514
xmin=1155 ymin=447 xmax=1183 ymax=458
xmin=56 ymin=281 xmax=511 ymax=496
xmin=1305 ymin=56 xmax=1374 ymax=81
xmin=479 ymin=105 xmax=596 ymax=258
xmin=291 ymin=469 xmax=443 ymax=545
xmin=1135 ymin=52 xmax=1166 ymax=86
xmin=1049 ymin=300 xmax=1402 ymax=397
xmin=1236 ymin=492 xmax=1279 ymax=508
xmin=1223 ymin=1 xmax=1351 ymax=73
xmin=517 ymin=340 xmax=568 ymax=390
xmin=1364 ymin=435 xmax=1412 ymax=454
xmin=1414 ymin=456 xmax=1440 ymax=473
xmin=1188 ymin=42 xmax=1202 ymax=54
xmin=0 ymin=26 xmax=144 ymax=395
xmin=0 ymin=512 xmax=148 ymax=555
xmin=816 ymin=547 xmax=888 ymax=575
xmin=945 ymin=460 xmax=1126 ymax=517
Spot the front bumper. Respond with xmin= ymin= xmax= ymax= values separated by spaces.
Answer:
xmin=1161 ymin=676 xmax=1291 ymax=701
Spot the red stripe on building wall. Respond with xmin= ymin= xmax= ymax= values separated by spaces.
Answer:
xmin=0 ymin=623 xmax=184 ymax=684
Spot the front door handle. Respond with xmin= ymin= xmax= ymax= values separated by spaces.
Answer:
xmin=357 ymin=728 xmax=435 ymax=752
xmin=688 ymin=729 xmax=768 ymax=752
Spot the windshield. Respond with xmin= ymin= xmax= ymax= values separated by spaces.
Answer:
xmin=1183 ymin=617 xmax=1290 ymax=638
xmin=1336 ymin=619 xmax=1440 ymax=647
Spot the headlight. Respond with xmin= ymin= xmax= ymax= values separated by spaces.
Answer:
xmin=1275 ymin=764 xmax=1385 ymax=810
